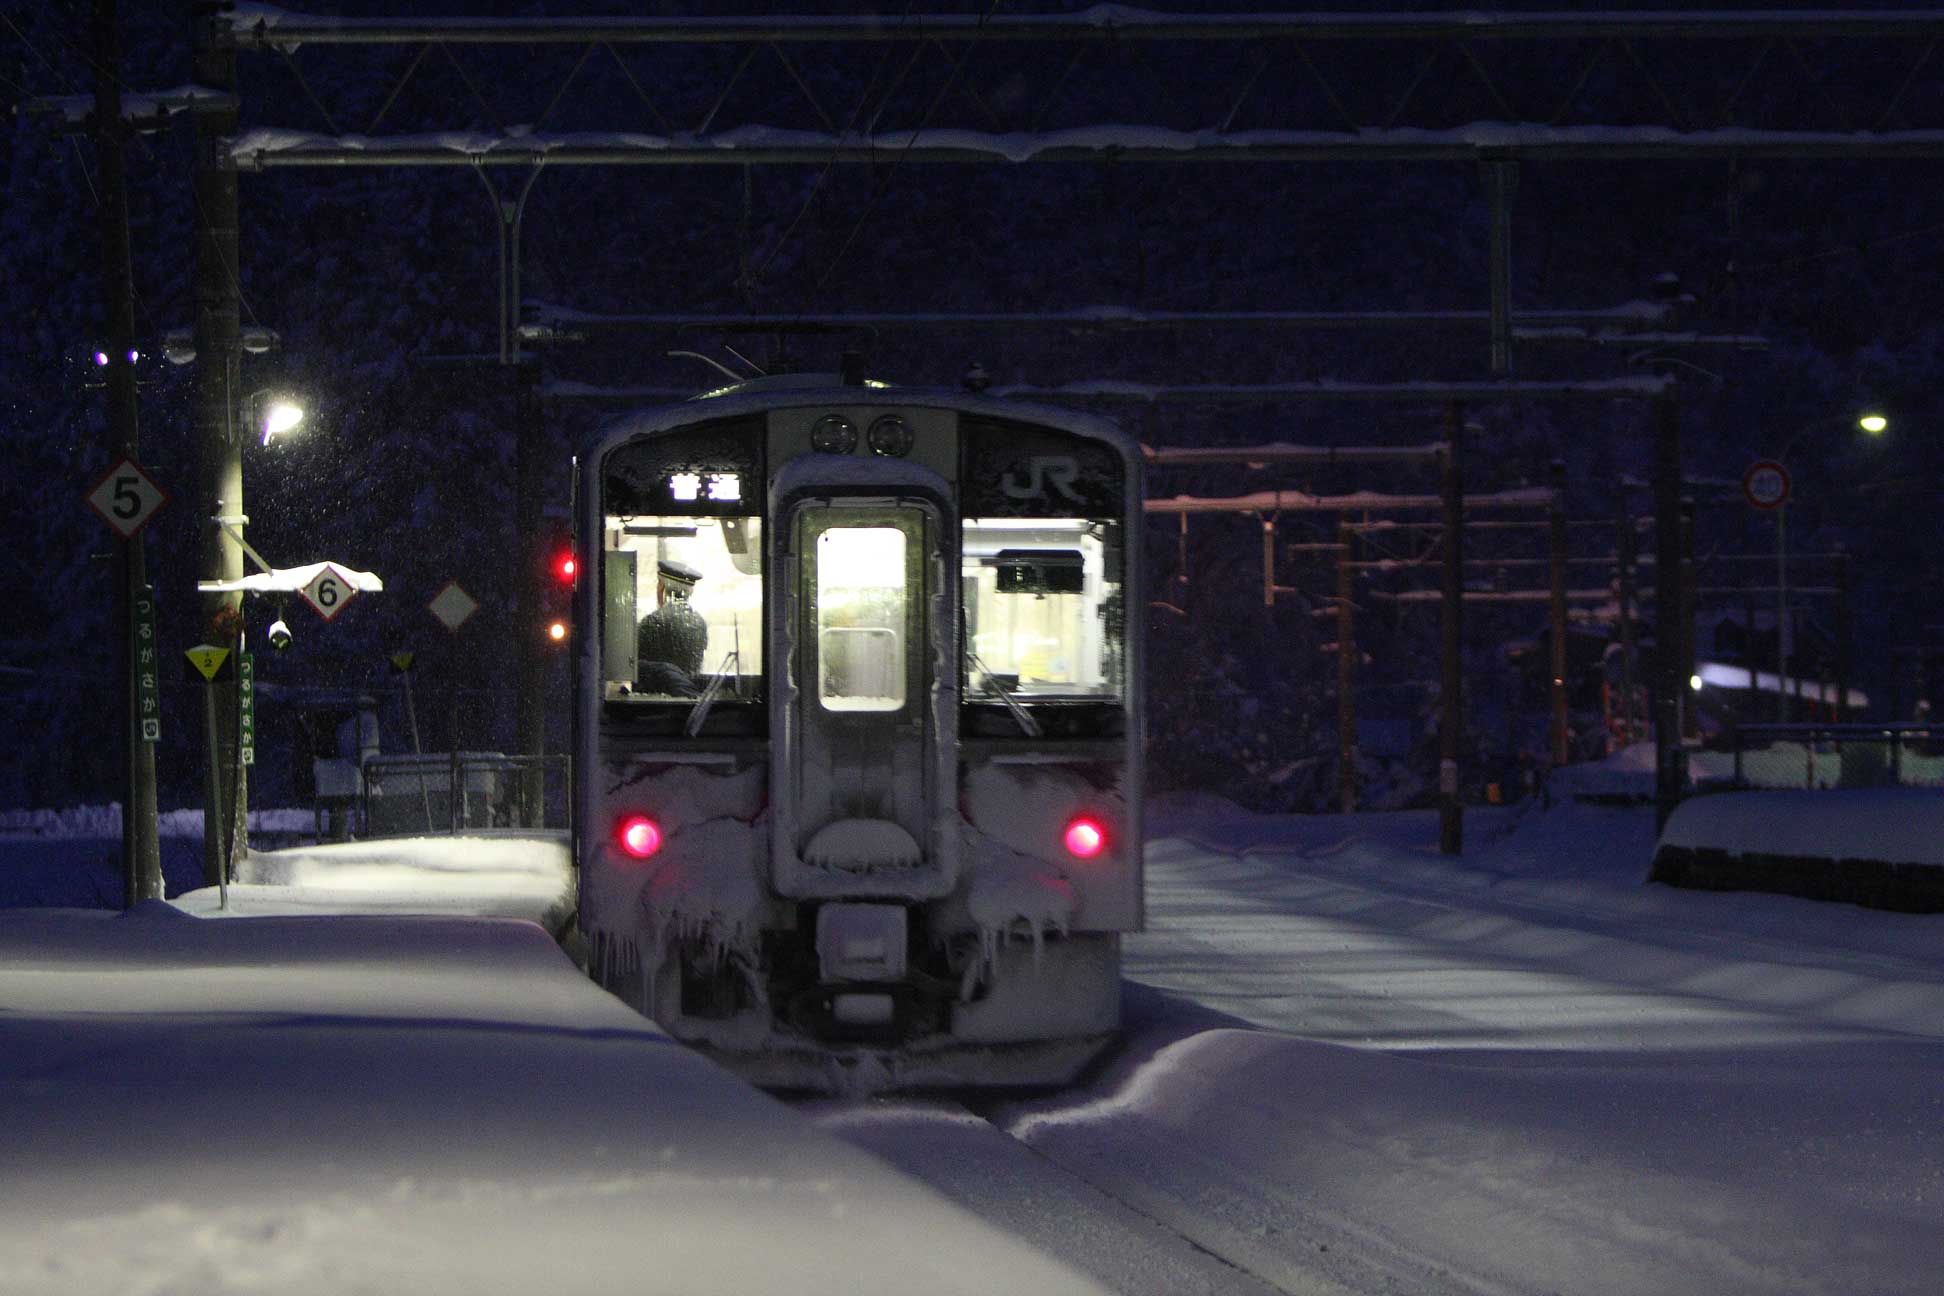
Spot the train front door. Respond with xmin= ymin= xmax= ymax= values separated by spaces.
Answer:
xmin=772 ymin=497 xmax=957 ymax=894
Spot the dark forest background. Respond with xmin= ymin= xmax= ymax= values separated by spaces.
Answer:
xmin=7 ymin=0 xmax=1944 ymax=814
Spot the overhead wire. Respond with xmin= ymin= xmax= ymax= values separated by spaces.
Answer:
xmin=741 ymin=0 xmax=925 ymax=300
xmin=811 ymin=0 xmax=1004 ymax=295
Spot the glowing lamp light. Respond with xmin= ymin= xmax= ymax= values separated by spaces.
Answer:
xmin=1859 ymin=413 xmax=1889 ymax=434
xmin=94 ymin=351 xmax=109 ymax=366
xmin=617 ymin=814 xmax=662 ymax=860
xmin=259 ymin=399 xmax=305 ymax=446
xmin=547 ymin=619 xmax=569 ymax=643
xmin=1063 ymin=817 xmax=1106 ymax=860
xmin=554 ymin=552 xmax=577 ymax=584
xmin=1689 ymin=673 xmax=1704 ymax=692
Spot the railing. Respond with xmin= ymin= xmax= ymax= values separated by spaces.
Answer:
xmin=358 ymin=753 xmax=571 ymax=837
xmin=1714 ymin=723 xmax=1944 ymax=791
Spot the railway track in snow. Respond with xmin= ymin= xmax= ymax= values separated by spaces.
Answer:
xmin=798 ymin=1068 xmax=1505 ymax=1296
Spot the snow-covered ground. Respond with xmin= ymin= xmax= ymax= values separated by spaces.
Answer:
xmin=0 ymin=905 xmax=1104 ymax=1295
xmin=816 ymin=796 xmax=1944 ymax=1296
xmin=6 ymin=789 xmax=1943 ymax=1295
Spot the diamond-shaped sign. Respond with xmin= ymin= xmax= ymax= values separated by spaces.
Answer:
xmin=428 ymin=580 xmax=479 ymax=633
xmin=301 ymin=563 xmax=358 ymax=621
xmin=85 ymin=458 xmax=168 ymax=539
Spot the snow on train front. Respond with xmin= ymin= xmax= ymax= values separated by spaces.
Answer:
xmin=573 ymin=378 xmax=1142 ymax=1091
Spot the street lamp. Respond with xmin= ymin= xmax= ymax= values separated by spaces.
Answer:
xmin=1768 ymin=411 xmax=1887 ymax=720
xmin=246 ymin=390 xmax=305 ymax=446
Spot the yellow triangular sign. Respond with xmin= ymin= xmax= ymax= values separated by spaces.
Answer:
xmin=185 ymin=644 xmax=230 ymax=682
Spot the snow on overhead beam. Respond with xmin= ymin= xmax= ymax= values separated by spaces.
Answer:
xmin=996 ymin=378 xmax=1673 ymax=403
xmin=224 ymin=126 xmax=1944 ymax=170
xmin=1145 ymin=442 xmax=1447 ymax=466
xmin=1146 ymin=487 xmax=1553 ymax=515
xmin=214 ymin=9 xmax=1944 ymax=47
xmin=1369 ymin=588 xmax=1622 ymax=604
xmin=540 ymin=378 xmax=1672 ymax=405
xmin=524 ymin=302 xmax=1679 ymax=333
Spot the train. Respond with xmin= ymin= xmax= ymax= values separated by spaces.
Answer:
xmin=571 ymin=373 xmax=1143 ymax=1089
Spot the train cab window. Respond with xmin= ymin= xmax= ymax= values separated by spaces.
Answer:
xmin=603 ymin=515 xmax=763 ymax=702
xmin=815 ymin=526 xmax=909 ymax=712
xmin=962 ymin=518 xmax=1124 ymax=713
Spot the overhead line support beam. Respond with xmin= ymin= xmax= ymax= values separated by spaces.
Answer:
xmin=215 ymin=11 xmax=1944 ymax=48
xmin=227 ymin=132 xmax=1944 ymax=170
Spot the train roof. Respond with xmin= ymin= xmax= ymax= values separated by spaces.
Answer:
xmin=579 ymin=376 xmax=1141 ymax=467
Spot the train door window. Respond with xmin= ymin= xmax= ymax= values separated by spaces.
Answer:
xmin=815 ymin=526 xmax=908 ymax=712
xmin=962 ymin=518 xmax=1123 ymax=701
xmin=603 ymin=515 xmax=763 ymax=701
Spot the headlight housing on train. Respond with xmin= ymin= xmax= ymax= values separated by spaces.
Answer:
xmin=867 ymin=415 xmax=914 ymax=457
xmin=811 ymin=414 xmax=858 ymax=455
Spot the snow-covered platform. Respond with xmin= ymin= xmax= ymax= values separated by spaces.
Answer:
xmin=0 ymin=906 xmax=1105 ymax=1295
xmin=1653 ymin=787 xmax=1944 ymax=912
xmin=181 ymin=832 xmax=578 ymax=930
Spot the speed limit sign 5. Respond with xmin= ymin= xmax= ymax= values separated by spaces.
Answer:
xmin=302 ymin=564 xmax=359 ymax=621
xmin=85 ymin=458 xmax=168 ymax=539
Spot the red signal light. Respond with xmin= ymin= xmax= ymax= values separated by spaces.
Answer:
xmin=617 ymin=815 xmax=662 ymax=859
xmin=1063 ymin=817 xmax=1106 ymax=860
xmin=553 ymin=551 xmax=577 ymax=585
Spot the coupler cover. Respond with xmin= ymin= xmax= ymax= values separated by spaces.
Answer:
xmin=816 ymin=903 xmax=908 ymax=983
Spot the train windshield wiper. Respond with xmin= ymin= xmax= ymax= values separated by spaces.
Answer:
xmin=969 ymin=652 xmax=1043 ymax=739
xmin=685 ymin=650 xmax=739 ymax=737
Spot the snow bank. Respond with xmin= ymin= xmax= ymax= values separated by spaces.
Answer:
xmin=1001 ymin=1023 xmax=1944 ymax=1296
xmin=1653 ymin=788 xmax=1944 ymax=911
xmin=163 ymin=833 xmax=579 ymax=928
xmin=946 ymin=803 xmax=1944 ymax=1294
xmin=0 ymin=908 xmax=1107 ymax=1295
xmin=1658 ymin=788 xmax=1944 ymax=866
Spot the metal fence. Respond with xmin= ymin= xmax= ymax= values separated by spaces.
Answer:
xmin=357 ymin=753 xmax=570 ymax=837
xmin=1711 ymin=723 xmax=1944 ymax=791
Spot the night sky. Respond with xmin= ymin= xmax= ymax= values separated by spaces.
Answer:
xmin=7 ymin=0 xmax=1944 ymax=812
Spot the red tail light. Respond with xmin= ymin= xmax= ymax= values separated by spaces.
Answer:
xmin=1063 ymin=817 xmax=1106 ymax=860
xmin=617 ymin=815 xmax=662 ymax=859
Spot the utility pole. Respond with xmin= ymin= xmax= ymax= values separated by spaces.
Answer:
xmin=1834 ymin=545 xmax=1851 ymax=720
xmin=1439 ymin=404 xmax=1465 ymax=855
xmin=514 ymin=366 xmax=548 ymax=824
xmin=1652 ymin=392 xmax=1686 ymax=831
xmin=1547 ymin=460 xmax=1569 ymax=766
xmin=1679 ymin=496 xmax=1698 ymax=738
xmin=1615 ymin=495 xmax=1639 ymax=747
xmin=1336 ymin=516 xmax=1356 ymax=814
xmin=1774 ymin=498 xmax=1790 ymax=721
xmin=192 ymin=1 xmax=246 ymax=883
xmin=93 ymin=0 xmax=162 ymax=905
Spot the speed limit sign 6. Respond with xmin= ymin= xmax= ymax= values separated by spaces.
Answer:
xmin=302 ymin=564 xmax=359 ymax=621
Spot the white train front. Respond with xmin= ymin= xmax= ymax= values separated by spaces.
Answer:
xmin=573 ymin=376 xmax=1144 ymax=1089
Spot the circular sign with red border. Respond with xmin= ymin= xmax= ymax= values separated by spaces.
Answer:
xmin=1742 ymin=459 xmax=1791 ymax=510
